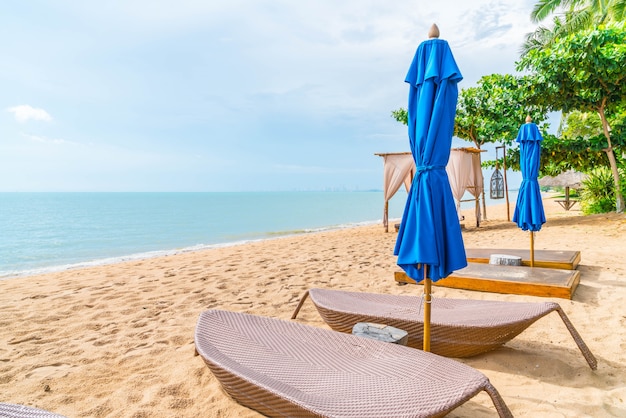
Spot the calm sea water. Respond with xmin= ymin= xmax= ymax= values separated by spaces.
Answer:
xmin=0 ymin=191 xmax=516 ymax=279
xmin=0 ymin=192 xmax=400 ymax=278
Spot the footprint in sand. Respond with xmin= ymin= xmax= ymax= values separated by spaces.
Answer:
xmin=26 ymin=363 xmax=75 ymax=379
xmin=8 ymin=335 xmax=42 ymax=345
xmin=602 ymin=387 xmax=626 ymax=416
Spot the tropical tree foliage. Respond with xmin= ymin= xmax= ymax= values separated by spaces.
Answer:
xmin=391 ymin=74 xmax=550 ymax=151
xmin=506 ymin=109 xmax=623 ymax=175
xmin=506 ymin=131 xmax=611 ymax=175
xmin=453 ymin=74 xmax=549 ymax=150
xmin=580 ymin=166 xmax=626 ymax=214
xmin=517 ymin=24 xmax=626 ymax=212
xmin=391 ymin=108 xmax=408 ymax=126
xmin=522 ymin=0 xmax=626 ymax=55
xmin=558 ymin=110 xmax=603 ymax=139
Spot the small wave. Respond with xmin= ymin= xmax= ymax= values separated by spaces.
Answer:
xmin=0 ymin=219 xmax=383 ymax=280
xmin=264 ymin=219 xmax=381 ymax=236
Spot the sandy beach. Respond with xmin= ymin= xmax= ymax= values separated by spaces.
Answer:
xmin=1 ymin=199 xmax=625 ymax=417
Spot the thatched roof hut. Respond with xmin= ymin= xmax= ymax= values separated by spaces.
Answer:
xmin=539 ymin=170 xmax=588 ymax=189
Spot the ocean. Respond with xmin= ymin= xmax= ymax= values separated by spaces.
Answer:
xmin=0 ymin=191 xmax=516 ymax=279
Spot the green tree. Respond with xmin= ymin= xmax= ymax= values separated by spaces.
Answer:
xmin=580 ymin=166 xmax=626 ymax=214
xmin=517 ymin=24 xmax=626 ymax=212
xmin=506 ymin=108 xmax=625 ymax=179
xmin=453 ymin=74 xmax=549 ymax=150
xmin=507 ymin=131 xmax=611 ymax=175
xmin=522 ymin=0 xmax=626 ymax=55
xmin=392 ymin=74 xmax=550 ymax=150
xmin=391 ymin=108 xmax=408 ymax=126
xmin=545 ymin=111 xmax=608 ymax=174
xmin=559 ymin=110 xmax=602 ymax=139
xmin=392 ymin=73 xmax=550 ymax=218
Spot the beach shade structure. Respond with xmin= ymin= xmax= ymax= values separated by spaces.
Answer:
xmin=394 ymin=24 xmax=467 ymax=351
xmin=539 ymin=169 xmax=587 ymax=189
xmin=539 ymin=170 xmax=588 ymax=211
xmin=512 ymin=116 xmax=546 ymax=266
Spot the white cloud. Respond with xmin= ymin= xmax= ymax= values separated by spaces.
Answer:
xmin=21 ymin=133 xmax=71 ymax=145
xmin=272 ymin=164 xmax=371 ymax=174
xmin=7 ymin=105 xmax=53 ymax=123
xmin=0 ymin=1 xmax=540 ymax=191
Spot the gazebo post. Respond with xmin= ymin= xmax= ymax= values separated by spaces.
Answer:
xmin=384 ymin=201 xmax=389 ymax=233
xmin=495 ymin=144 xmax=511 ymax=222
xmin=502 ymin=144 xmax=510 ymax=221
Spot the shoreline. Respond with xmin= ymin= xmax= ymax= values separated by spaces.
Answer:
xmin=2 ymin=199 xmax=625 ymax=417
xmin=1 ymin=190 xmax=523 ymax=280
xmin=0 ymin=191 xmax=398 ymax=279
xmin=0 ymin=219 xmax=384 ymax=281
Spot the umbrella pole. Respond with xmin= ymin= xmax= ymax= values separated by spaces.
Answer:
xmin=423 ymin=264 xmax=431 ymax=352
xmin=530 ymin=232 xmax=535 ymax=267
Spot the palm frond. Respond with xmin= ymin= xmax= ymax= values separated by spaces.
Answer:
xmin=589 ymin=0 xmax=612 ymax=23
xmin=561 ymin=9 xmax=593 ymax=34
xmin=520 ymin=25 xmax=558 ymax=56
xmin=609 ymin=0 xmax=626 ymax=21
xmin=565 ymin=0 xmax=591 ymax=10
xmin=525 ymin=0 xmax=624 ymax=54
xmin=531 ymin=0 xmax=566 ymax=22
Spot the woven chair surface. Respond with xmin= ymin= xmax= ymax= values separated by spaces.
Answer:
xmin=0 ymin=403 xmax=66 ymax=418
xmin=195 ymin=309 xmax=513 ymax=418
xmin=298 ymin=288 xmax=596 ymax=369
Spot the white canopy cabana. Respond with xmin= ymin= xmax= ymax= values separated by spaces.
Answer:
xmin=448 ymin=147 xmax=485 ymax=227
xmin=376 ymin=148 xmax=485 ymax=231
xmin=374 ymin=152 xmax=415 ymax=232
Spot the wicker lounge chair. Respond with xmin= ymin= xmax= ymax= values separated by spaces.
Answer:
xmin=0 ymin=403 xmax=66 ymax=418
xmin=292 ymin=288 xmax=597 ymax=370
xmin=195 ymin=309 xmax=513 ymax=418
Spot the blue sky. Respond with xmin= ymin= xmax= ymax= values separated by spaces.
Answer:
xmin=1 ymin=1 xmax=537 ymax=192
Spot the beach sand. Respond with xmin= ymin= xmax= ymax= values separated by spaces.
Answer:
xmin=1 ymin=199 xmax=625 ymax=417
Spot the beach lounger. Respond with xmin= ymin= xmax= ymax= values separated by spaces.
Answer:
xmin=292 ymin=288 xmax=597 ymax=370
xmin=195 ymin=309 xmax=513 ymax=418
xmin=0 ymin=403 xmax=66 ymax=418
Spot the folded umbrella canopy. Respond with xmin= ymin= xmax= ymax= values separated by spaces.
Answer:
xmin=394 ymin=25 xmax=467 ymax=351
xmin=512 ymin=117 xmax=546 ymax=266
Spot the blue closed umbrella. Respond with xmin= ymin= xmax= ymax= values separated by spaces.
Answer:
xmin=512 ymin=117 xmax=546 ymax=266
xmin=394 ymin=25 xmax=467 ymax=351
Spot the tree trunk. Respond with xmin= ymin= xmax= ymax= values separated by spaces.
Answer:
xmin=605 ymin=148 xmax=624 ymax=212
xmin=598 ymin=105 xmax=624 ymax=213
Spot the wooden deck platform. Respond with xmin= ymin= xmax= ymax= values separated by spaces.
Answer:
xmin=465 ymin=248 xmax=581 ymax=270
xmin=394 ymin=263 xmax=581 ymax=299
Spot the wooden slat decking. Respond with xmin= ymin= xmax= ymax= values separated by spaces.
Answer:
xmin=465 ymin=248 xmax=581 ymax=270
xmin=395 ymin=263 xmax=581 ymax=299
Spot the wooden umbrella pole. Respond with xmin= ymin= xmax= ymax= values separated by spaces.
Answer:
xmin=530 ymin=231 xmax=535 ymax=267
xmin=423 ymin=264 xmax=431 ymax=352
